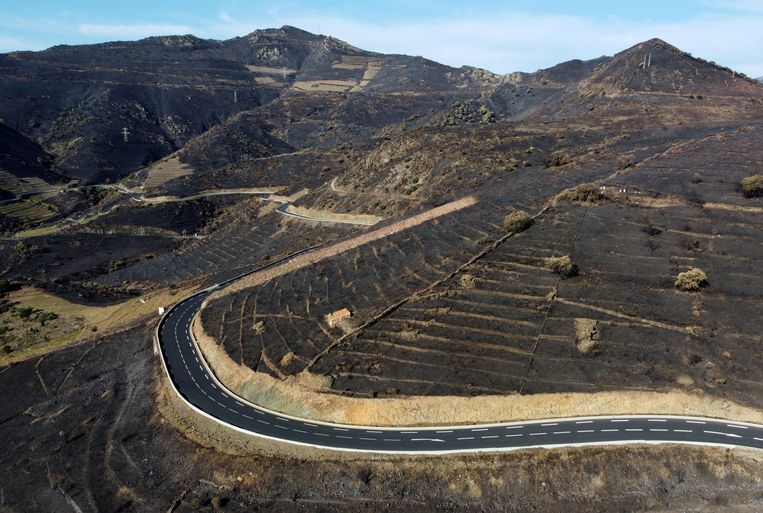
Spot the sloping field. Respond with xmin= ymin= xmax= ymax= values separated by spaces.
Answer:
xmin=0 ymin=169 xmax=56 ymax=195
xmin=196 ymin=124 xmax=763 ymax=419
xmin=142 ymin=156 xmax=193 ymax=190
xmin=0 ymin=192 xmax=59 ymax=224
xmin=292 ymin=79 xmax=359 ymax=93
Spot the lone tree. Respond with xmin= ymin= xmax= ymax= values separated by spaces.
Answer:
xmin=544 ymin=255 xmax=578 ymax=279
xmin=740 ymin=174 xmax=763 ymax=198
xmin=675 ymin=268 xmax=708 ymax=291
xmin=503 ymin=209 xmax=534 ymax=232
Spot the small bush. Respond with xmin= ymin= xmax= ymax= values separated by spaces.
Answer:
xmin=190 ymin=497 xmax=208 ymax=508
xmin=503 ymin=209 xmax=534 ymax=232
xmin=740 ymin=174 xmax=763 ymax=198
xmin=558 ymin=183 xmax=606 ymax=203
xmin=547 ymin=150 xmax=571 ymax=167
xmin=211 ymin=496 xmax=227 ymax=508
xmin=617 ymin=155 xmax=634 ymax=170
xmin=544 ymin=255 xmax=578 ymax=279
xmin=479 ymin=105 xmax=495 ymax=124
xmin=675 ymin=268 xmax=708 ymax=291
xmin=37 ymin=311 xmax=58 ymax=326
xmin=642 ymin=217 xmax=662 ymax=236
xmin=686 ymin=190 xmax=705 ymax=207
xmin=17 ymin=306 xmax=34 ymax=320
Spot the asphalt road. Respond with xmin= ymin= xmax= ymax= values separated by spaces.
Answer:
xmin=158 ymin=260 xmax=763 ymax=454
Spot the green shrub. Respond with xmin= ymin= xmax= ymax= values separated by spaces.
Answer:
xmin=675 ymin=268 xmax=708 ymax=291
xmin=740 ymin=174 xmax=763 ymax=198
xmin=544 ymin=255 xmax=578 ymax=279
xmin=503 ymin=209 xmax=534 ymax=232
xmin=17 ymin=306 xmax=34 ymax=320
xmin=37 ymin=311 xmax=58 ymax=326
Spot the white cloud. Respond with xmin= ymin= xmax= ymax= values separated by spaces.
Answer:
xmin=219 ymin=10 xmax=234 ymax=24
xmin=78 ymin=23 xmax=196 ymax=38
xmin=0 ymin=34 xmax=40 ymax=53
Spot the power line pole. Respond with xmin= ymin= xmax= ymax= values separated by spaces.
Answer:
xmin=233 ymin=90 xmax=237 ymax=103
xmin=122 ymin=127 xmax=130 ymax=143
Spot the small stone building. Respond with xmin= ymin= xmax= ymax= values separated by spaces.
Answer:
xmin=326 ymin=308 xmax=351 ymax=328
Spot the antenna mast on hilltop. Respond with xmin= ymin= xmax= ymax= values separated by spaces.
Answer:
xmin=122 ymin=127 xmax=130 ymax=143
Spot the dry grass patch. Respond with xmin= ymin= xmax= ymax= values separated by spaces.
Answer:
xmin=143 ymin=156 xmax=193 ymax=190
xmin=0 ymin=284 xmax=198 ymax=364
xmin=557 ymin=183 xmax=607 ymax=203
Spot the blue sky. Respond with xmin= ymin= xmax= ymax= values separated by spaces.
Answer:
xmin=2 ymin=0 xmax=763 ymax=76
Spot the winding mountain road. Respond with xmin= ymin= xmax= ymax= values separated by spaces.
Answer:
xmin=157 ymin=255 xmax=763 ymax=454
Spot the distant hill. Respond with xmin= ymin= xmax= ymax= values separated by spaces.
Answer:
xmin=2 ymin=29 xmax=761 ymax=188
xmin=0 ymin=122 xmax=68 ymax=189
xmin=0 ymin=26 xmax=500 ymax=184
xmin=578 ymin=38 xmax=760 ymax=96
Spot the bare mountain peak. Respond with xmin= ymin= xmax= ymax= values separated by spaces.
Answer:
xmin=244 ymin=25 xmax=319 ymax=43
xmin=139 ymin=34 xmax=213 ymax=48
xmin=580 ymin=37 xmax=760 ymax=95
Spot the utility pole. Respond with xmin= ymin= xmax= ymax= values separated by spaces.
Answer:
xmin=233 ymin=90 xmax=237 ymax=103
xmin=122 ymin=127 xmax=130 ymax=143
